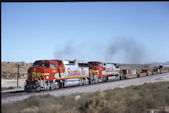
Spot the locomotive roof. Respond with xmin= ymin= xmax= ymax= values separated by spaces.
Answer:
xmin=88 ymin=61 xmax=102 ymax=64
xmin=34 ymin=60 xmax=62 ymax=63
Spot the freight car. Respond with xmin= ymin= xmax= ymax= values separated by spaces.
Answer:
xmin=25 ymin=60 xmax=121 ymax=92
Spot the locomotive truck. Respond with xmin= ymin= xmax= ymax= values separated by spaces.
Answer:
xmin=25 ymin=60 xmax=121 ymax=92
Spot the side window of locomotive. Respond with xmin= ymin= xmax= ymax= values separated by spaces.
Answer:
xmin=45 ymin=63 xmax=49 ymax=68
xmin=33 ymin=61 xmax=39 ymax=66
xmin=99 ymin=64 xmax=104 ymax=67
xmin=51 ymin=63 xmax=56 ymax=69
xmin=78 ymin=63 xmax=89 ymax=67
xmin=39 ymin=63 xmax=49 ymax=67
xmin=58 ymin=61 xmax=62 ymax=65
xmin=94 ymin=63 xmax=98 ymax=66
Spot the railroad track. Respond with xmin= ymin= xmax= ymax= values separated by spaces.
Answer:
xmin=2 ymin=73 xmax=169 ymax=104
xmin=1 ymin=75 xmax=146 ymax=95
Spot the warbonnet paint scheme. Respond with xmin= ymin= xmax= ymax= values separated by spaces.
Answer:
xmin=25 ymin=59 xmax=167 ymax=92
xmin=25 ymin=60 xmax=121 ymax=92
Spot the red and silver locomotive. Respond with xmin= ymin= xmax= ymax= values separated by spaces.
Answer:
xmin=25 ymin=60 xmax=121 ymax=92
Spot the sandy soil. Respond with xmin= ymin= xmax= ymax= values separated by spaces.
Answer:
xmin=1 ymin=78 xmax=26 ymax=88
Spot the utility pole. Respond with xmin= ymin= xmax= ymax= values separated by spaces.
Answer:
xmin=15 ymin=63 xmax=24 ymax=88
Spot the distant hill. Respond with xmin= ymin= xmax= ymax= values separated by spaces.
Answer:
xmin=1 ymin=62 xmax=33 ymax=74
xmin=163 ymin=61 xmax=169 ymax=65
xmin=150 ymin=61 xmax=169 ymax=65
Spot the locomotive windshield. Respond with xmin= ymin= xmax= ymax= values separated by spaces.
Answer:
xmin=33 ymin=61 xmax=49 ymax=68
xmin=89 ymin=63 xmax=98 ymax=66
xmin=89 ymin=62 xmax=104 ymax=66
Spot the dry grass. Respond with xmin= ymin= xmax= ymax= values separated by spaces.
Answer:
xmin=2 ymin=81 xmax=169 ymax=113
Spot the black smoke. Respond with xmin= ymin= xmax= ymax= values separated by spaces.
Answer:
xmin=54 ymin=44 xmax=76 ymax=60
xmin=105 ymin=37 xmax=146 ymax=64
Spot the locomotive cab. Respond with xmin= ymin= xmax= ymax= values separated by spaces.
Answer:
xmin=87 ymin=61 xmax=106 ymax=84
xmin=88 ymin=61 xmax=105 ymax=77
xmin=25 ymin=60 xmax=65 ymax=92
xmin=27 ymin=60 xmax=50 ymax=82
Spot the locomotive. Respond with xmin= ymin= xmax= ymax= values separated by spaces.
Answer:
xmin=25 ymin=59 xmax=168 ymax=92
xmin=25 ymin=60 xmax=122 ymax=92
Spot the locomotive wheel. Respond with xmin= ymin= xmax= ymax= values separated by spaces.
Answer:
xmin=89 ymin=78 xmax=94 ymax=84
xmin=79 ymin=79 xmax=83 ymax=86
xmin=58 ymin=81 xmax=65 ymax=88
xmin=105 ymin=76 xmax=108 ymax=82
xmin=137 ymin=74 xmax=140 ymax=77
xmin=80 ymin=78 xmax=86 ymax=85
xmin=83 ymin=78 xmax=87 ymax=85
xmin=102 ymin=76 xmax=108 ymax=82
xmin=24 ymin=85 xmax=27 ymax=92
xmin=99 ymin=78 xmax=103 ymax=83
xmin=119 ymin=76 xmax=122 ymax=80
xmin=58 ymin=82 xmax=62 ymax=88
xmin=146 ymin=73 xmax=148 ymax=76
xmin=95 ymin=75 xmax=99 ymax=83
xmin=36 ymin=86 xmax=41 ymax=92
xmin=89 ymin=78 xmax=92 ymax=84
xmin=89 ymin=74 xmax=94 ymax=84
xmin=25 ymin=85 xmax=31 ymax=93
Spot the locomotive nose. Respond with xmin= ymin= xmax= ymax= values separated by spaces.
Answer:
xmin=28 ymin=67 xmax=47 ymax=82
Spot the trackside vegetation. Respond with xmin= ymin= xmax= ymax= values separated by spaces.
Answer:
xmin=2 ymin=82 xmax=169 ymax=113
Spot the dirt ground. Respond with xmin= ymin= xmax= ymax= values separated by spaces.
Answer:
xmin=1 ymin=78 xmax=27 ymax=88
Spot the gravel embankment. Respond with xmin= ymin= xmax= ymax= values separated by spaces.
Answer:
xmin=2 ymin=73 xmax=169 ymax=104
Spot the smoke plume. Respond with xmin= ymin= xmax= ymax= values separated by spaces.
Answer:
xmin=54 ymin=44 xmax=76 ymax=60
xmin=105 ymin=37 xmax=146 ymax=64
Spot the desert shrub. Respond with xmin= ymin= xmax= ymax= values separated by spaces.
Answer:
xmin=2 ymin=82 xmax=169 ymax=113
xmin=1 ymin=72 xmax=25 ymax=79
xmin=2 ymin=95 xmax=61 ymax=113
xmin=124 ymin=82 xmax=169 ymax=113
xmin=125 ymin=99 xmax=147 ymax=113
xmin=79 ymin=97 xmax=113 ymax=113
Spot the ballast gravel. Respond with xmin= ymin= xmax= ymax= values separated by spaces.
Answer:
xmin=2 ymin=73 xmax=169 ymax=104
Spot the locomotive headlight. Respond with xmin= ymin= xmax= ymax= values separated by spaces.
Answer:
xmin=46 ymin=75 xmax=49 ymax=79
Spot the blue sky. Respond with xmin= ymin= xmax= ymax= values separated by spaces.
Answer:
xmin=2 ymin=2 xmax=169 ymax=64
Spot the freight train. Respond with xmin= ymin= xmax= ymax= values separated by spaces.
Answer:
xmin=24 ymin=59 xmax=169 ymax=92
